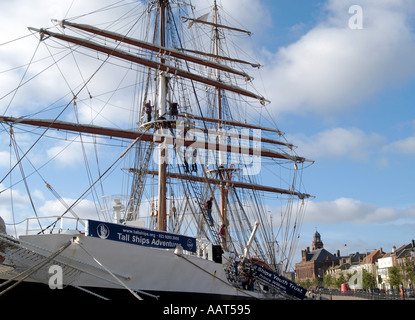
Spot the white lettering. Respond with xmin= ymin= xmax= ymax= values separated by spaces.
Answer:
xmin=48 ymin=265 xmax=63 ymax=290
xmin=349 ymin=5 xmax=363 ymax=30
xmin=164 ymin=304 xmax=198 ymax=318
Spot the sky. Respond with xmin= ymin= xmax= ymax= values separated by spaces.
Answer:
xmin=0 ymin=0 xmax=415 ymax=268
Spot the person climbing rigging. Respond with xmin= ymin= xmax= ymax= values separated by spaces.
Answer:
xmin=170 ymin=102 xmax=178 ymax=119
xmin=219 ymin=224 xmax=227 ymax=248
xmin=144 ymin=100 xmax=153 ymax=122
xmin=204 ymin=197 xmax=214 ymax=226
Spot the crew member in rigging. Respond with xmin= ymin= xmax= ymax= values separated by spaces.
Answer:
xmin=144 ymin=100 xmax=153 ymax=122
xmin=219 ymin=224 xmax=227 ymax=248
xmin=170 ymin=102 xmax=178 ymax=119
xmin=204 ymin=197 xmax=214 ymax=226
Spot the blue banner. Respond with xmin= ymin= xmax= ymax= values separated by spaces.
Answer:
xmin=253 ymin=264 xmax=306 ymax=300
xmin=86 ymin=220 xmax=196 ymax=253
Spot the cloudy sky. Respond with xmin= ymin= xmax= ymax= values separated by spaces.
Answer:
xmin=0 ymin=0 xmax=415 ymax=266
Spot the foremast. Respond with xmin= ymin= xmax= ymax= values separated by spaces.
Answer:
xmin=157 ymin=0 xmax=168 ymax=231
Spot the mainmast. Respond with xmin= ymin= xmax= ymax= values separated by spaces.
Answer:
xmin=157 ymin=0 xmax=168 ymax=231
xmin=213 ymin=1 xmax=229 ymax=239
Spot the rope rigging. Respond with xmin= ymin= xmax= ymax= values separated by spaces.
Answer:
xmin=0 ymin=1 xmax=314 ymax=284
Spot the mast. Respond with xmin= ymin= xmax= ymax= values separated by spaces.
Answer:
xmin=157 ymin=0 xmax=167 ymax=231
xmin=213 ymin=1 xmax=228 ymax=235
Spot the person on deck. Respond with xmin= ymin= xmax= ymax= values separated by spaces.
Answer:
xmin=242 ymin=268 xmax=254 ymax=291
xmin=229 ymin=252 xmax=240 ymax=277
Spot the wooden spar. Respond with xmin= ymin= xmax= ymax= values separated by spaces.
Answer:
xmin=130 ymin=169 xmax=312 ymax=199
xmin=182 ymin=124 xmax=293 ymax=149
xmin=28 ymin=28 xmax=266 ymax=103
xmin=0 ymin=117 xmax=150 ymax=140
xmin=56 ymin=20 xmax=252 ymax=81
xmin=0 ymin=117 xmax=305 ymax=161
xmin=183 ymin=16 xmax=252 ymax=35
xmin=0 ymin=116 xmax=306 ymax=162
xmin=178 ymin=113 xmax=284 ymax=135
xmin=178 ymin=48 xmax=261 ymax=68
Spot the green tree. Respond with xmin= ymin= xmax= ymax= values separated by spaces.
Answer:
xmin=388 ymin=266 xmax=401 ymax=293
xmin=335 ymin=273 xmax=345 ymax=288
xmin=362 ymin=269 xmax=376 ymax=290
xmin=403 ymin=258 xmax=415 ymax=288
xmin=312 ymin=277 xmax=320 ymax=288
xmin=323 ymin=274 xmax=333 ymax=288
xmin=299 ymin=279 xmax=311 ymax=289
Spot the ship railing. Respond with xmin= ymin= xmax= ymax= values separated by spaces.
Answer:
xmin=23 ymin=216 xmax=87 ymax=235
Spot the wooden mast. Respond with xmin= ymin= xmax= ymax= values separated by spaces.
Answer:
xmin=157 ymin=0 xmax=167 ymax=231
xmin=213 ymin=1 xmax=229 ymax=233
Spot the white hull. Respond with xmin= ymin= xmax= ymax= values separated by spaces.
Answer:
xmin=0 ymin=232 xmax=266 ymax=300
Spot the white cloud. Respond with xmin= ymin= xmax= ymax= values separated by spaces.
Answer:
xmin=384 ymin=135 xmax=415 ymax=155
xmin=0 ymin=0 xmax=144 ymax=127
xmin=192 ymin=0 xmax=272 ymax=35
xmin=38 ymin=198 xmax=98 ymax=220
xmin=0 ymin=151 xmax=11 ymax=168
xmin=289 ymin=127 xmax=384 ymax=161
xmin=303 ymin=197 xmax=415 ymax=225
xmin=260 ymin=0 xmax=415 ymax=115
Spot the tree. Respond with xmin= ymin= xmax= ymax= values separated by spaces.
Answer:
xmin=335 ymin=273 xmax=346 ymax=288
xmin=362 ymin=269 xmax=376 ymax=290
xmin=403 ymin=257 xmax=415 ymax=288
xmin=312 ymin=277 xmax=320 ymax=288
xmin=299 ymin=279 xmax=311 ymax=289
xmin=388 ymin=266 xmax=401 ymax=293
xmin=323 ymin=274 xmax=333 ymax=288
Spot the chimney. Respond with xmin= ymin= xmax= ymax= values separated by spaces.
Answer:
xmin=337 ymin=250 xmax=340 ymax=257
xmin=411 ymin=240 xmax=414 ymax=248
xmin=302 ymin=249 xmax=306 ymax=262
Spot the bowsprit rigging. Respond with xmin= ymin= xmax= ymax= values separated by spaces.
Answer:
xmin=0 ymin=0 xmax=313 ymax=300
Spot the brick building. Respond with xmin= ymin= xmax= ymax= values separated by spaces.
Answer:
xmin=295 ymin=231 xmax=339 ymax=285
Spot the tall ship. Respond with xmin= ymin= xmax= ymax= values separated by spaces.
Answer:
xmin=0 ymin=0 xmax=313 ymax=300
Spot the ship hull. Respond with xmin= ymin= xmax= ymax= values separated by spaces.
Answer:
xmin=0 ymin=232 xmax=264 ymax=300
xmin=0 ymin=279 xmax=254 ymax=301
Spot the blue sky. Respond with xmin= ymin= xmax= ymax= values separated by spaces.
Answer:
xmin=257 ymin=0 xmax=415 ymax=258
xmin=0 ymin=0 xmax=415 ymax=268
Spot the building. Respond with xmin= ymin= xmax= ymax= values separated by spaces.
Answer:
xmin=295 ymin=231 xmax=339 ymax=285
xmin=377 ymin=241 xmax=415 ymax=290
xmin=326 ymin=251 xmax=367 ymax=280
xmin=296 ymin=231 xmax=415 ymax=290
